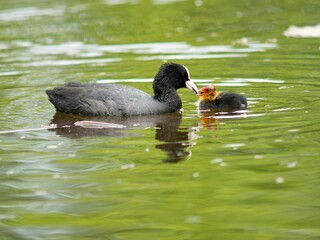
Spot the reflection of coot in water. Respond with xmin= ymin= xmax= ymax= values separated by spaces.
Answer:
xmin=49 ymin=112 xmax=195 ymax=163
xmin=154 ymin=117 xmax=194 ymax=163
xmin=46 ymin=63 xmax=198 ymax=116
xmin=198 ymin=85 xmax=247 ymax=111
xmin=49 ymin=113 xmax=131 ymax=138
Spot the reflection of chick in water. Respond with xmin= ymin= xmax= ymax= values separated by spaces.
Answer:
xmin=199 ymin=111 xmax=219 ymax=130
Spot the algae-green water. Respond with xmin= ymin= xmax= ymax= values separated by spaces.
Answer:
xmin=0 ymin=0 xmax=319 ymax=239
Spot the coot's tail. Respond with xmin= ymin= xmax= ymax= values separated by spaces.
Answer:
xmin=46 ymin=90 xmax=54 ymax=103
xmin=46 ymin=89 xmax=62 ymax=112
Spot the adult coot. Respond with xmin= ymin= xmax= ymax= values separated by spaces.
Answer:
xmin=198 ymin=85 xmax=247 ymax=111
xmin=46 ymin=63 xmax=198 ymax=116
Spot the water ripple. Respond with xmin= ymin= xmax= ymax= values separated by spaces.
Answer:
xmin=20 ymin=58 xmax=121 ymax=67
xmin=26 ymin=41 xmax=276 ymax=58
xmin=136 ymin=53 xmax=248 ymax=60
xmin=0 ymin=41 xmax=278 ymax=66
xmin=0 ymin=7 xmax=64 ymax=21
xmin=97 ymin=77 xmax=282 ymax=86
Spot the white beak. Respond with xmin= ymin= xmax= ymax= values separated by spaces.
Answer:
xmin=186 ymin=80 xmax=198 ymax=95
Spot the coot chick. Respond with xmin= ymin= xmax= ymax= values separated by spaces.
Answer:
xmin=198 ymin=85 xmax=247 ymax=111
xmin=46 ymin=63 xmax=198 ymax=116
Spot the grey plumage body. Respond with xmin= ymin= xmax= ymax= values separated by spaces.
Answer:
xmin=45 ymin=63 xmax=198 ymax=116
xmin=46 ymin=82 xmax=180 ymax=116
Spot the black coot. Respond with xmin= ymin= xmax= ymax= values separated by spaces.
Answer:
xmin=46 ymin=63 xmax=198 ymax=116
xmin=198 ymin=85 xmax=247 ymax=111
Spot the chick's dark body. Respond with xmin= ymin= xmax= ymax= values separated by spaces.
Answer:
xmin=199 ymin=91 xmax=247 ymax=111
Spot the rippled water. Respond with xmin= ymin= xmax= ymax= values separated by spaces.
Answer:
xmin=1 ymin=0 xmax=320 ymax=239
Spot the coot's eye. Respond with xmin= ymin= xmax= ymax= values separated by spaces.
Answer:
xmin=183 ymin=70 xmax=188 ymax=78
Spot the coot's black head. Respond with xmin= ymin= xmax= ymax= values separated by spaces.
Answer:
xmin=153 ymin=63 xmax=198 ymax=96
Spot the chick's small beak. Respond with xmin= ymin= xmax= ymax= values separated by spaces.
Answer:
xmin=186 ymin=80 xmax=198 ymax=95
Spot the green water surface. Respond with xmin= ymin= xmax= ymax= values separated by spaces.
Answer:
xmin=0 ymin=0 xmax=319 ymax=239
